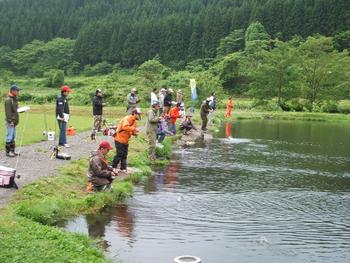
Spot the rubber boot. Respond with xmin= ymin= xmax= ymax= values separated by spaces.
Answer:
xmin=10 ymin=141 xmax=19 ymax=156
xmin=5 ymin=142 xmax=15 ymax=157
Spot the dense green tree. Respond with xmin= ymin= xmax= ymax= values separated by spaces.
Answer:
xmin=138 ymin=59 xmax=169 ymax=87
xmin=1 ymin=0 xmax=350 ymax=68
xmin=247 ymin=40 xmax=302 ymax=103
xmin=334 ymin=30 xmax=350 ymax=52
xmin=298 ymin=36 xmax=350 ymax=103
xmin=216 ymin=29 xmax=245 ymax=57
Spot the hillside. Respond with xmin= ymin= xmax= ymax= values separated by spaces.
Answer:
xmin=1 ymin=0 xmax=350 ymax=67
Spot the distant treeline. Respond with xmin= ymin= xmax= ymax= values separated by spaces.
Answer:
xmin=0 ymin=0 xmax=350 ymax=67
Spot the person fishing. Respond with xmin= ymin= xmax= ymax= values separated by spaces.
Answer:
xmin=200 ymin=98 xmax=211 ymax=132
xmin=146 ymin=100 xmax=160 ymax=161
xmin=4 ymin=84 xmax=20 ymax=157
xmin=56 ymin=85 xmax=72 ymax=147
xmin=179 ymin=114 xmax=197 ymax=135
xmin=87 ymin=140 xmax=118 ymax=192
xmin=225 ymin=96 xmax=234 ymax=118
xmin=163 ymin=88 xmax=173 ymax=114
xmin=169 ymin=102 xmax=182 ymax=134
xmin=111 ymin=108 xmax=141 ymax=172
xmin=91 ymin=88 xmax=104 ymax=140
xmin=126 ymin=88 xmax=140 ymax=114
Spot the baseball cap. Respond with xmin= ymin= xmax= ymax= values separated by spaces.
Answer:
xmin=96 ymin=88 xmax=102 ymax=93
xmin=99 ymin=140 xmax=113 ymax=150
xmin=152 ymin=100 xmax=160 ymax=106
xmin=132 ymin=107 xmax=142 ymax=115
xmin=10 ymin=84 xmax=20 ymax=91
xmin=61 ymin=85 xmax=72 ymax=93
xmin=131 ymin=88 xmax=137 ymax=92
xmin=168 ymin=88 xmax=174 ymax=93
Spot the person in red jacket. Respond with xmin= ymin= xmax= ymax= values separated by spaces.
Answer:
xmin=169 ymin=103 xmax=182 ymax=134
xmin=225 ymin=96 xmax=234 ymax=118
xmin=111 ymin=108 xmax=141 ymax=171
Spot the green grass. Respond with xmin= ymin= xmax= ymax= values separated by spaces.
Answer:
xmin=0 ymin=210 xmax=108 ymax=263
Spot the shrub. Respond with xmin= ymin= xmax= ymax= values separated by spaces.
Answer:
xmin=284 ymin=98 xmax=311 ymax=112
xmin=84 ymin=62 xmax=113 ymax=76
xmin=18 ymin=92 xmax=34 ymax=102
xmin=44 ymin=69 xmax=65 ymax=87
xmin=337 ymin=100 xmax=350 ymax=114
xmin=320 ymin=100 xmax=338 ymax=113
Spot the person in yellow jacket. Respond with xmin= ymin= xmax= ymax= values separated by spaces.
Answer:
xmin=111 ymin=108 xmax=141 ymax=171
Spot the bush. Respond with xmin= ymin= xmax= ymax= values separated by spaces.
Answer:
xmin=84 ymin=62 xmax=113 ymax=76
xmin=44 ymin=69 xmax=65 ymax=87
xmin=283 ymin=98 xmax=311 ymax=112
xmin=337 ymin=100 xmax=350 ymax=114
xmin=252 ymin=99 xmax=282 ymax=111
xmin=18 ymin=92 xmax=34 ymax=102
xmin=320 ymin=100 xmax=338 ymax=113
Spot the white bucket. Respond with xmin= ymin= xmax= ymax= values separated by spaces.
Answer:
xmin=174 ymin=255 xmax=201 ymax=263
xmin=47 ymin=131 xmax=55 ymax=141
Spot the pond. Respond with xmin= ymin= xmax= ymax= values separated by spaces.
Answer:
xmin=62 ymin=120 xmax=350 ymax=263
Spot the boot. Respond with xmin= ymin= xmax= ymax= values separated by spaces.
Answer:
xmin=10 ymin=141 xmax=19 ymax=156
xmin=5 ymin=142 xmax=15 ymax=157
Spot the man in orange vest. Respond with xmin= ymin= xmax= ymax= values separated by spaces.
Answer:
xmin=111 ymin=108 xmax=141 ymax=171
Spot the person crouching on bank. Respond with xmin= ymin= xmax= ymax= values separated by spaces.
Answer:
xmin=87 ymin=140 xmax=118 ymax=192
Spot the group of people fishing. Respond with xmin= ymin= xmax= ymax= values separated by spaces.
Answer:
xmin=3 ymin=84 xmax=234 ymax=192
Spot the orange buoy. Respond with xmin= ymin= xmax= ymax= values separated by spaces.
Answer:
xmin=67 ymin=126 xmax=76 ymax=136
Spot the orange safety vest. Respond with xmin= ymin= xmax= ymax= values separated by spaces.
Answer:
xmin=169 ymin=107 xmax=181 ymax=124
xmin=114 ymin=115 xmax=137 ymax=144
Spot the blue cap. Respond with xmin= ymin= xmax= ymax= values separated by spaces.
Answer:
xmin=10 ymin=85 xmax=20 ymax=91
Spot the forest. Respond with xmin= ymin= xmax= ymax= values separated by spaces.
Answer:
xmin=1 ymin=0 xmax=350 ymax=113
xmin=1 ymin=0 xmax=350 ymax=67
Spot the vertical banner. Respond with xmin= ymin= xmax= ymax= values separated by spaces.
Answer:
xmin=190 ymin=79 xmax=198 ymax=101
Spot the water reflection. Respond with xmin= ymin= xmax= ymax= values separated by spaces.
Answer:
xmin=114 ymin=204 xmax=135 ymax=239
xmin=225 ymin=122 xmax=232 ymax=138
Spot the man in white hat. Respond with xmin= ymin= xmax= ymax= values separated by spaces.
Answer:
xmin=126 ymin=88 xmax=140 ymax=114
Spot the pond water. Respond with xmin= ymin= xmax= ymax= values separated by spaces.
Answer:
xmin=63 ymin=120 xmax=350 ymax=263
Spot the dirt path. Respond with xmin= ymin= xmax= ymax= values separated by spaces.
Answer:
xmin=0 ymin=131 xmax=114 ymax=208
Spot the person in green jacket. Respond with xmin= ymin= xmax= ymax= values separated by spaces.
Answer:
xmin=4 ymin=85 xmax=20 ymax=157
xmin=146 ymin=100 xmax=160 ymax=161
xmin=200 ymin=98 xmax=211 ymax=132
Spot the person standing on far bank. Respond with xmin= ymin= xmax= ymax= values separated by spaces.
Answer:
xmin=4 ymin=85 xmax=20 ymax=157
xmin=225 ymin=96 xmax=234 ymax=118
xmin=91 ymin=88 xmax=104 ymax=140
xmin=56 ymin=85 xmax=72 ymax=147
xmin=146 ymin=101 xmax=160 ymax=161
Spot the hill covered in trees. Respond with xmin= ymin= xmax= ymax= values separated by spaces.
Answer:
xmin=1 ymin=0 xmax=350 ymax=67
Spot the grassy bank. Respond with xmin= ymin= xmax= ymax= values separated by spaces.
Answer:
xmin=0 ymin=134 xmax=172 ymax=262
